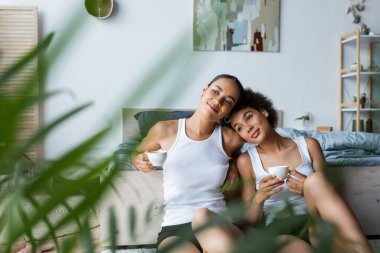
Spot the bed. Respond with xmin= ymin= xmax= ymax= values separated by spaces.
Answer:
xmin=98 ymin=108 xmax=380 ymax=250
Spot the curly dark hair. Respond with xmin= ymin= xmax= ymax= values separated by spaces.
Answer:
xmin=229 ymin=88 xmax=279 ymax=128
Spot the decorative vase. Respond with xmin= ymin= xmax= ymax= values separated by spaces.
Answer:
xmin=352 ymin=119 xmax=364 ymax=131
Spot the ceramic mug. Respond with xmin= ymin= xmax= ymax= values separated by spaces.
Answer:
xmin=146 ymin=150 xmax=167 ymax=167
xmin=268 ymin=165 xmax=289 ymax=179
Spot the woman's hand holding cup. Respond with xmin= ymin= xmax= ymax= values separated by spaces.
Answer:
xmin=134 ymin=152 xmax=155 ymax=173
xmin=286 ymin=170 xmax=306 ymax=195
xmin=254 ymin=174 xmax=285 ymax=205
xmin=134 ymin=150 xmax=167 ymax=173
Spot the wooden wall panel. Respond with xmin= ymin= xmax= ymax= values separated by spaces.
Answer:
xmin=0 ymin=7 xmax=40 ymax=160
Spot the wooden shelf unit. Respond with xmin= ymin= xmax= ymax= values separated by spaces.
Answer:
xmin=339 ymin=29 xmax=380 ymax=132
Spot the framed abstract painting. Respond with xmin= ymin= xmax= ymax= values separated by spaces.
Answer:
xmin=193 ymin=0 xmax=280 ymax=52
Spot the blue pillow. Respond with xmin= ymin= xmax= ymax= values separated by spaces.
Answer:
xmin=109 ymin=137 xmax=141 ymax=171
xmin=134 ymin=110 xmax=194 ymax=137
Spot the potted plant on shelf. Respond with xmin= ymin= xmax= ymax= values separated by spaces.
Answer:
xmin=294 ymin=112 xmax=311 ymax=130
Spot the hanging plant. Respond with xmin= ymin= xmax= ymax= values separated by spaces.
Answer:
xmin=85 ymin=0 xmax=114 ymax=19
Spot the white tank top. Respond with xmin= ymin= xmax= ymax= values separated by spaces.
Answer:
xmin=247 ymin=136 xmax=314 ymax=225
xmin=162 ymin=118 xmax=229 ymax=226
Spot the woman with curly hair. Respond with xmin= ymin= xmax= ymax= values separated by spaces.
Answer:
xmin=229 ymin=88 xmax=372 ymax=253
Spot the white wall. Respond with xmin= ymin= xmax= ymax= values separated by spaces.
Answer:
xmin=2 ymin=0 xmax=380 ymax=158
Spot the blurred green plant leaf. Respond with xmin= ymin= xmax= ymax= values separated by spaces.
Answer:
xmin=81 ymin=219 xmax=95 ymax=253
xmin=129 ymin=206 xmax=137 ymax=241
xmin=313 ymin=219 xmax=337 ymax=253
xmin=108 ymin=206 xmax=117 ymax=253
xmin=9 ymin=102 xmax=93 ymax=161
xmin=0 ymin=33 xmax=53 ymax=86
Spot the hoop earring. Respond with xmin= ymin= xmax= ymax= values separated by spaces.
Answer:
xmin=224 ymin=116 xmax=231 ymax=124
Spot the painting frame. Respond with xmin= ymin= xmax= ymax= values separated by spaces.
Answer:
xmin=193 ymin=0 xmax=280 ymax=52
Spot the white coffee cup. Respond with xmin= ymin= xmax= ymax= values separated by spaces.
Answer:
xmin=268 ymin=165 xmax=289 ymax=179
xmin=146 ymin=150 xmax=167 ymax=167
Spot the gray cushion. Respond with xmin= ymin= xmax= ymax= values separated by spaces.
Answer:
xmin=134 ymin=110 xmax=194 ymax=137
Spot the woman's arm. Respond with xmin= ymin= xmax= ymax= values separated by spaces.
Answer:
xmin=305 ymin=137 xmax=326 ymax=174
xmin=287 ymin=137 xmax=327 ymax=195
xmin=131 ymin=121 xmax=167 ymax=172
xmin=237 ymin=153 xmax=264 ymax=225
xmin=221 ymin=126 xmax=244 ymax=191
xmin=237 ymin=153 xmax=285 ymax=225
xmin=236 ymin=153 xmax=256 ymax=206
xmin=221 ymin=126 xmax=244 ymax=157
xmin=237 ymin=153 xmax=262 ymax=224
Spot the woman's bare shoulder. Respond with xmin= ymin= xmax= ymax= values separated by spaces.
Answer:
xmin=237 ymin=152 xmax=251 ymax=165
xmin=150 ymin=119 xmax=179 ymax=138
xmin=154 ymin=119 xmax=178 ymax=129
xmin=304 ymin=136 xmax=323 ymax=152
xmin=304 ymin=136 xmax=320 ymax=145
xmin=237 ymin=152 xmax=254 ymax=176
